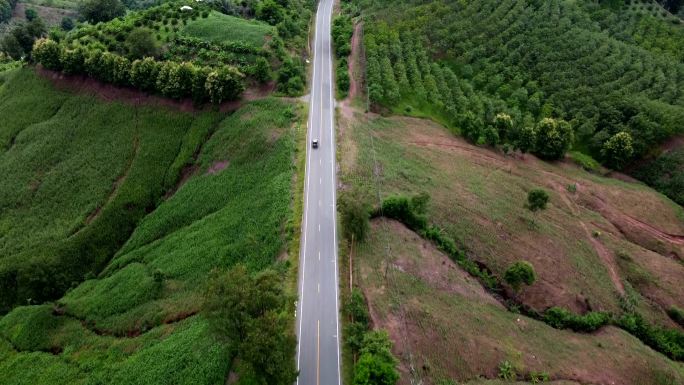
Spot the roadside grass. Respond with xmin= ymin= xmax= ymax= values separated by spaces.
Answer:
xmin=0 ymin=95 xmax=300 ymax=382
xmin=181 ymin=10 xmax=275 ymax=47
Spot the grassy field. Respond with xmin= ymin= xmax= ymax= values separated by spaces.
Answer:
xmin=181 ymin=10 xmax=275 ymax=47
xmin=0 ymin=66 xmax=302 ymax=383
xmin=338 ymin=107 xmax=684 ymax=383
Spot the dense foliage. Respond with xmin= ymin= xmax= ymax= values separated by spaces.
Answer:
xmin=204 ymin=265 xmax=297 ymax=385
xmin=503 ymin=261 xmax=537 ymax=292
xmin=0 ymin=0 xmax=18 ymax=24
xmin=356 ymin=0 xmax=684 ymax=183
xmin=633 ymin=148 xmax=684 ymax=206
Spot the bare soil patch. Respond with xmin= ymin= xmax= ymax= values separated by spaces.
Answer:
xmin=37 ymin=67 xmax=268 ymax=113
xmin=205 ymin=160 xmax=229 ymax=175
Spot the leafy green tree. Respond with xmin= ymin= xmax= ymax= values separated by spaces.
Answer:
xmin=130 ymin=57 xmax=159 ymax=92
xmin=125 ymin=28 xmax=158 ymax=59
xmin=504 ymin=261 xmax=536 ymax=292
xmin=354 ymin=330 xmax=399 ymax=385
xmin=534 ymin=118 xmax=573 ymax=160
xmin=339 ymin=193 xmax=370 ymax=243
xmin=601 ymin=131 xmax=634 ymax=170
xmin=79 ymin=0 xmax=125 ymax=23
xmin=205 ymin=66 xmax=244 ymax=103
xmin=241 ymin=312 xmax=298 ymax=385
xmin=256 ymin=0 xmax=284 ymax=25
xmin=515 ymin=126 xmax=537 ymax=153
xmin=32 ymin=38 xmax=61 ymax=70
xmin=526 ymin=189 xmax=549 ymax=212
xmin=204 ymin=266 xmax=296 ymax=385
xmin=354 ymin=353 xmax=399 ymax=385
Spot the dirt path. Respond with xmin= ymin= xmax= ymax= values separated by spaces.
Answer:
xmin=339 ymin=22 xmax=363 ymax=120
xmin=552 ymin=183 xmax=626 ymax=295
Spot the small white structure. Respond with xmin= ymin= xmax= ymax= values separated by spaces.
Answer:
xmin=180 ymin=5 xmax=193 ymax=11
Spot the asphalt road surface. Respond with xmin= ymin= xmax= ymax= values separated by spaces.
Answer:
xmin=295 ymin=0 xmax=340 ymax=384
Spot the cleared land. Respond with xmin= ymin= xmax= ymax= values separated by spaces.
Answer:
xmin=339 ymin=108 xmax=684 ymax=384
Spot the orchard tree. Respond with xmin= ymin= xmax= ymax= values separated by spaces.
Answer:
xmin=130 ymin=57 xmax=159 ymax=92
xmin=60 ymin=47 xmax=86 ymax=74
xmin=32 ymin=38 xmax=61 ymax=70
xmin=534 ymin=118 xmax=573 ymax=160
xmin=601 ymin=131 xmax=634 ymax=170
xmin=79 ymin=0 xmax=124 ymax=23
xmin=516 ymin=125 xmax=537 ymax=153
xmin=256 ymin=0 xmax=284 ymax=25
xmin=206 ymin=66 xmax=244 ymax=104
xmin=252 ymin=56 xmax=271 ymax=83
xmin=493 ymin=112 xmax=513 ymax=142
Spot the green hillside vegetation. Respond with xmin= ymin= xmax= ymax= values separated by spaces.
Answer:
xmin=21 ymin=0 xmax=311 ymax=100
xmin=182 ymin=11 xmax=275 ymax=47
xmin=353 ymin=0 xmax=684 ymax=202
xmin=0 ymin=66 xmax=302 ymax=383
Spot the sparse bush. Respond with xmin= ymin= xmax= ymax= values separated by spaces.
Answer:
xmin=526 ymin=189 xmax=549 ymax=212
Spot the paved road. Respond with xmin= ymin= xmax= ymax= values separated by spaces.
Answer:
xmin=296 ymin=0 xmax=340 ymax=384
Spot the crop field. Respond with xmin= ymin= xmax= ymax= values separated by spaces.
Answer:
xmin=338 ymin=106 xmax=684 ymax=383
xmin=0 ymin=65 xmax=302 ymax=384
xmin=181 ymin=10 xmax=275 ymax=47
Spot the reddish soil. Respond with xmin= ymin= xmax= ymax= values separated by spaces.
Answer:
xmin=339 ymin=22 xmax=363 ymax=121
xmin=37 ymin=67 xmax=272 ymax=113
xmin=205 ymin=160 xmax=229 ymax=175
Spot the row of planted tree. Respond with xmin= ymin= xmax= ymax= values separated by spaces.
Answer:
xmin=33 ymin=38 xmax=245 ymax=104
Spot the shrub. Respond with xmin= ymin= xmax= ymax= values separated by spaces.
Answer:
xmin=504 ymin=261 xmax=536 ymax=292
xmin=617 ymin=313 xmax=684 ymax=360
xmin=354 ymin=331 xmax=399 ymax=385
xmin=252 ymin=56 xmax=271 ymax=83
xmin=543 ymin=307 xmax=610 ymax=332
xmin=526 ymin=189 xmax=549 ymax=212
xmin=380 ymin=194 xmax=429 ymax=231
xmin=32 ymin=38 xmax=62 ymax=70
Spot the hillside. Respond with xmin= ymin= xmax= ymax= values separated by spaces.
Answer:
xmin=336 ymin=1 xmax=684 ymax=381
xmin=0 ymin=66 xmax=303 ymax=383
xmin=352 ymin=0 xmax=684 ymax=204
xmin=338 ymin=108 xmax=684 ymax=385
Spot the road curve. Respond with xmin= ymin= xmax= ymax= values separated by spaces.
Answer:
xmin=296 ymin=0 xmax=340 ymax=385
